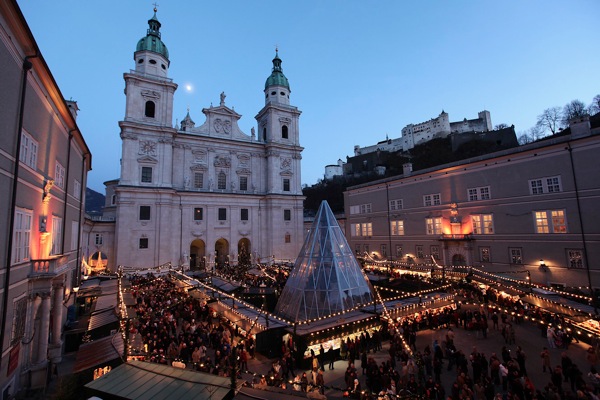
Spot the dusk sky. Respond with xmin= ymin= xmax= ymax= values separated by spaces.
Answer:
xmin=18 ymin=1 xmax=599 ymax=193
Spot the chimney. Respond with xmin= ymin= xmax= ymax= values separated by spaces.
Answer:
xmin=569 ymin=115 xmax=591 ymax=139
xmin=403 ymin=163 xmax=413 ymax=176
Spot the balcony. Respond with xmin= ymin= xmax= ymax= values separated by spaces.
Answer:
xmin=30 ymin=255 xmax=71 ymax=278
xmin=439 ymin=234 xmax=473 ymax=241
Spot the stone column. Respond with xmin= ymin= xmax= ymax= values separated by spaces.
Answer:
xmin=49 ymin=285 xmax=64 ymax=363
xmin=27 ymin=295 xmax=42 ymax=366
xmin=36 ymin=292 xmax=51 ymax=364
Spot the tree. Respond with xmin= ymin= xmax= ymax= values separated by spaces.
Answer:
xmin=536 ymin=107 xmax=562 ymax=135
xmin=588 ymin=94 xmax=600 ymax=115
xmin=495 ymin=123 xmax=509 ymax=130
xmin=562 ymin=99 xmax=587 ymax=126
xmin=517 ymin=132 xmax=533 ymax=145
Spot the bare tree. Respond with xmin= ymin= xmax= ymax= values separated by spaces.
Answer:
xmin=517 ymin=132 xmax=532 ymax=145
xmin=588 ymin=94 xmax=600 ymax=115
xmin=536 ymin=107 xmax=562 ymax=135
xmin=562 ymin=99 xmax=587 ymax=126
xmin=495 ymin=123 xmax=509 ymax=130
xmin=517 ymin=125 xmax=544 ymax=145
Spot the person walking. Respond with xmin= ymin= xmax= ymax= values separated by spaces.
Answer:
xmin=540 ymin=347 xmax=551 ymax=373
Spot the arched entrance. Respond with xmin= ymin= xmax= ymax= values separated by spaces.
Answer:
xmin=238 ymin=238 xmax=251 ymax=267
xmin=452 ymin=253 xmax=466 ymax=266
xmin=214 ymin=238 xmax=229 ymax=267
xmin=190 ymin=239 xmax=206 ymax=270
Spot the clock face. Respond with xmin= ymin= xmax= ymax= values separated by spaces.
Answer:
xmin=141 ymin=141 xmax=156 ymax=155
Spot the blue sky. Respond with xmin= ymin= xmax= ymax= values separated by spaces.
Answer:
xmin=18 ymin=1 xmax=599 ymax=192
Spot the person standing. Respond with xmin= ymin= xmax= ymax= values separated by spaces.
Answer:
xmin=540 ymin=347 xmax=551 ymax=373
xmin=328 ymin=347 xmax=335 ymax=370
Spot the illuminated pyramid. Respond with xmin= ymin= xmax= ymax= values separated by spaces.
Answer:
xmin=275 ymin=201 xmax=375 ymax=322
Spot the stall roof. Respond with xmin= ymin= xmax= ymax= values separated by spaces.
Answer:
xmin=94 ymin=293 xmax=118 ymax=312
xmin=73 ymin=333 xmax=124 ymax=373
xmin=210 ymin=277 xmax=241 ymax=293
xmin=85 ymin=360 xmax=234 ymax=400
xmin=211 ymin=298 xmax=287 ymax=332
xmin=89 ymin=308 xmax=119 ymax=331
xmin=522 ymin=294 xmax=596 ymax=318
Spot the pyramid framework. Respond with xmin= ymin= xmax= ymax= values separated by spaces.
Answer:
xmin=275 ymin=201 xmax=375 ymax=322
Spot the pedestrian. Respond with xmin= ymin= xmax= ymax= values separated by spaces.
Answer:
xmin=540 ymin=347 xmax=551 ymax=373
xmin=328 ymin=347 xmax=335 ymax=370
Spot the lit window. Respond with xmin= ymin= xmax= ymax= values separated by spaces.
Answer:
xmin=391 ymin=220 xmax=404 ymax=235
xmin=535 ymin=210 xmax=566 ymax=233
xmin=20 ymin=131 xmax=38 ymax=169
xmin=55 ymin=162 xmax=65 ymax=189
xmin=141 ymin=166 xmax=153 ymax=183
xmin=529 ymin=176 xmax=562 ymax=195
xmin=425 ymin=217 xmax=442 ymax=235
xmin=12 ymin=209 xmax=32 ymax=264
xmin=194 ymin=208 xmax=203 ymax=221
xmin=472 ymin=214 xmax=494 ymax=234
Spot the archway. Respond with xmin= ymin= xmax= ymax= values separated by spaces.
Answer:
xmin=238 ymin=238 xmax=251 ymax=268
xmin=214 ymin=238 xmax=229 ymax=267
xmin=190 ymin=239 xmax=206 ymax=271
xmin=451 ymin=253 xmax=466 ymax=266
xmin=89 ymin=251 xmax=108 ymax=275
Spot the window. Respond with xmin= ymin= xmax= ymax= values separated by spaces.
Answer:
xmin=391 ymin=220 xmax=404 ymax=235
xmin=380 ymin=244 xmax=387 ymax=257
xmin=218 ymin=208 xmax=227 ymax=221
xmin=480 ymin=247 xmax=491 ymax=262
xmin=529 ymin=175 xmax=562 ymax=195
xmin=467 ymin=186 xmax=491 ymax=201
xmin=423 ymin=193 xmax=441 ymax=206
xmin=194 ymin=208 xmax=203 ymax=221
xmin=71 ymin=220 xmax=79 ymax=251
xmin=11 ymin=297 xmax=27 ymax=345
xmin=416 ymin=245 xmax=424 ymax=258
xmin=509 ymin=248 xmax=522 ymax=264
xmin=55 ymin=162 xmax=65 ymax=189
xmin=144 ymin=101 xmax=155 ymax=118
xmin=239 ymin=176 xmax=248 ymax=191
xmin=240 ymin=208 xmax=248 ymax=221
xmin=262 ymin=127 xmax=267 ymax=141
xmin=364 ymin=245 xmax=369 ymax=254
xmin=472 ymin=214 xmax=494 ymax=234
xmin=284 ymin=209 xmax=291 ymax=221
xmin=350 ymin=223 xmax=372 ymax=236
xmin=534 ymin=210 xmax=567 ymax=233
xmin=567 ymin=249 xmax=583 ymax=269
xmin=217 ymin=171 xmax=227 ymax=190
xmin=141 ymin=166 xmax=153 ymax=183
xmin=283 ymin=178 xmax=290 ymax=192
xmin=194 ymin=172 xmax=204 ymax=189
xmin=111 ymin=194 xmax=117 ymax=205
xmin=350 ymin=204 xmax=373 ymax=214
xmin=74 ymin=180 xmax=81 ymax=200
xmin=395 ymin=245 xmax=403 ymax=258
xmin=425 ymin=217 xmax=442 ymax=235
xmin=13 ymin=209 xmax=32 ymax=263
xmin=95 ymin=233 xmax=103 ymax=246
xmin=430 ymin=245 xmax=440 ymax=260
xmin=389 ymin=199 xmax=403 ymax=211
xmin=51 ymin=216 xmax=62 ymax=255
xmin=355 ymin=245 xmax=361 ymax=255
xmin=20 ymin=131 xmax=38 ymax=169
xmin=282 ymin=125 xmax=288 ymax=139
xmin=139 ymin=238 xmax=149 ymax=249
xmin=285 ymin=233 xmax=291 ymax=243
xmin=139 ymin=206 xmax=151 ymax=220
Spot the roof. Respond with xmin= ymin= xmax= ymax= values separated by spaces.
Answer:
xmin=265 ymin=51 xmax=290 ymax=90
xmin=135 ymin=10 xmax=169 ymax=60
xmin=88 ymin=308 xmax=118 ymax=331
xmin=85 ymin=360 xmax=234 ymax=400
xmin=73 ymin=334 xmax=124 ymax=373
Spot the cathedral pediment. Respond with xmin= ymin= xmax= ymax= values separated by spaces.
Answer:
xmin=137 ymin=155 xmax=158 ymax=164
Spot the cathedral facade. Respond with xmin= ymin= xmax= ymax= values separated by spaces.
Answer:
xmin=106 ymin=10 xmax=304 ymax=271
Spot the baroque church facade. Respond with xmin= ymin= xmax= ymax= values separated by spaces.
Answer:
xmin=91 ymin=10 xmax=304 ymax=271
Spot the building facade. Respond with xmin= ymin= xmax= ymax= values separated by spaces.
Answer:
xmin=95 ymin=10 xmax=304 ymax=272
xmin=344 ymin=115 xmax=600 ymax=290
xmin=0 ymin=0 xmax=91 ymax=394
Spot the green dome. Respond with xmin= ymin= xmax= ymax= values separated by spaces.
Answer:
xmin=265 ymin=51 xmax=289 ymax=90
xmin=135 ymin=11 xmax=169 ymax=60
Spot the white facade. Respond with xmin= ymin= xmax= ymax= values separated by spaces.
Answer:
xmin=107 ymin=11 xmax=304 ymax=271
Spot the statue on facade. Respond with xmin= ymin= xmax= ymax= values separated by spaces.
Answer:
xmin=220 ymin=91 xmax=226 ymax=106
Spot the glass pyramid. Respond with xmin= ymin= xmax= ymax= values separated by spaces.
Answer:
xmin=275 ymin=201 xmax=375 ymax=323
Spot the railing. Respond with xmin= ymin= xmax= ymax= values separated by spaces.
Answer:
xmin=30 ymin=255 xmax=71 ymax=276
